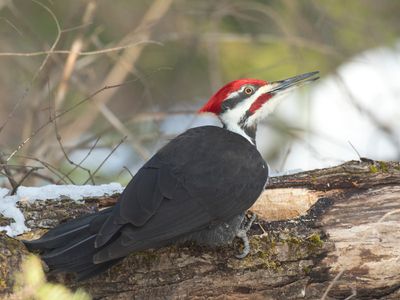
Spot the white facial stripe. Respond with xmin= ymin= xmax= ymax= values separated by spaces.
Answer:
xmin=219 ymin=84 xmax=274 ymax=143
xmin=220 ymin=99 xmax=252 ymax=141
xmin=245 ymin=85 xmax=290 ymax=127
xmin=224 ymin=85 xmax=273 ymax=115
xmin=225 ymin=85 xmax=247 ymax=100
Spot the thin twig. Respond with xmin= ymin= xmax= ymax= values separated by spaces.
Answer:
xmin=30 ymin=0 xmax=61 ymax=80
xmin=335 ymin=74 xmax=400 ymax=159
xmin=0 ymin=163 xmax=50 ymax=186
xmin=61 ymin=21 xmax=93 ymax=33
xmin=98 ymin=104 xmax=150 ymax=160
xmin=83 ymin=136 xmax=127 ymax=184
xmin=54 ymin=0 xmax=97 ymax=108
xmin=56 ymin=136 xmax=101 ymax=185
xmin=6 ymin=165 xmax=58 ymax=184
xmin=6 ymin=81 xmax=135 ymax=162
xmin=7 ymin=154 xmax=74 ymax=184
xmin=55 ymin=81 xmax=138 ymax=121
xmin=51 ymin=77 xmax=97 ymax=185
xmin=11 ymin=2 xmax=59 ymax=153
xmin=0 ymin=164 xmax=43 ymax=169
xmin=0 ymin=41 xmax=162 ymax=57
xmin=123 ymin=166 xmax=135 ymax=179
xmin=279 ymin=144 xmax=292 ymax=171
xmin=320 ymin=269 xmax=345 ymax=300
xmin=10 ymin=167 xmax=40 ymax=195
xmin=0 ymin=171 xmax=18 ymax=190
xmin=0 ymin=155 xmax=18 ymax=190
xmin=0 ymin=17 xmax=24 ymax=36
xmin=348 ymin=141 xmax=361 ymax=161
xmin=38 ymin=160 xmax=73 ymax=184
xmin=61 ymin=0 xmax=173 ymax=146
xmin=0 ymin=0 xmax=61 ymax=135
xmin=28 ymin=172 xmax=58 ymax=184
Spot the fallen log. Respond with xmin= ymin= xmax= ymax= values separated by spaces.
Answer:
xmin=1 ymin=160 xmax=399 ymax=299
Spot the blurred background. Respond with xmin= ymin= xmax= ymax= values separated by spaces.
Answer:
xmin=0 ymin=0 xmax=399 ymax=187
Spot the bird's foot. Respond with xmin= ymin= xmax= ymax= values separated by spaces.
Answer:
xmin=235 ymin=212 xmax=256 ymax=259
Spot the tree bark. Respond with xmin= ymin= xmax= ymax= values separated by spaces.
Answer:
xmin=1 ymin=160 xmax=400 ymax=299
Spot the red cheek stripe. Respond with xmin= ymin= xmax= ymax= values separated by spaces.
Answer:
xmin=248 ymin=93 xmax=272 ymax=114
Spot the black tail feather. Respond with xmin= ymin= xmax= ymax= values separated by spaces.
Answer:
xmin=24 ymin=207 xmax=113 ymax=251
xmin=23 ymin=207 xmax=121 ymax=280
xmin=42 ymin=234 xmax=97 ymax=264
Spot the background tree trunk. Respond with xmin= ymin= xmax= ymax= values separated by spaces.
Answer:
xmin=1 ymin=160 xmax=400 ymax=299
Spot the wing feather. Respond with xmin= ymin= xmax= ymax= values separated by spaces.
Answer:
xmin=94 ymin=126 xmax=268 ymax=261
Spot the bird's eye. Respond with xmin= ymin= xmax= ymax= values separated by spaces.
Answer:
xmin=244 ymin=87 xmax=254 ymax=95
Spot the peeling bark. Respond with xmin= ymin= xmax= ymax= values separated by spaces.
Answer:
xmin=1 ymin=160 xmax=400 ymax=299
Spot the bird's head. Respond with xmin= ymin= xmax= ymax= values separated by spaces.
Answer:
xmin=199 ymin=71 xmax=319 ymax=144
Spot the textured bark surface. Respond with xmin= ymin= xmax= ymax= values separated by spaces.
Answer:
xmin=1 ymin=159 xmax=400 ymax=299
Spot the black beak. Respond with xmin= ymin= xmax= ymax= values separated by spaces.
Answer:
xmin=270 ymin=71 xmax=319 ymax=93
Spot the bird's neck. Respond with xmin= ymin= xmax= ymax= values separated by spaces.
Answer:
xmin=222 ymin=121 xmax=257 ymax=145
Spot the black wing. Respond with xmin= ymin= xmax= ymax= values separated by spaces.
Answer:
xmin=94 ymin=126 xmax=268 ymax=263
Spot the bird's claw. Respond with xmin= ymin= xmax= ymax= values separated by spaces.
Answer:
xmin=235 ymin=212 xmax=256 ymax=259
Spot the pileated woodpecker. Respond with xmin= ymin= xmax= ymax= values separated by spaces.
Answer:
xmin=24 ymin=71 xmax=319 ymax=280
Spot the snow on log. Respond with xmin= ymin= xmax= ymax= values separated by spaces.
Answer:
xmin=1 ymin=160 xmax=400 ymax=299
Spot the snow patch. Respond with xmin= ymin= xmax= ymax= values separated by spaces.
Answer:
xmin=0 ymin=188 xmax=8 ymax=198
xmin=0 ymin=183 xmax=124 ymax=237
xmin=0 ymin=188 xmax=29 ymax=236
xmin=17 ymin=183 xmax=124 ymax=202
xmin=269 ymin=168 xmax=304 ymax=177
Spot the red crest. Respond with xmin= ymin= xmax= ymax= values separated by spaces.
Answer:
xmin=199 ymin=79 xmax=267 ymax=114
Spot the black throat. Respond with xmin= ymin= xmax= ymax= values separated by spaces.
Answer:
xmin=239 ymin=111 xmax=257 ymax=145
xmin=243 ymin=124 xmax=257 ymax=145
xmin=222 ymin=121 xmax=257 ymax=146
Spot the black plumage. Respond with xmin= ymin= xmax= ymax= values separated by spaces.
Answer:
xmin=24 ymin=126 xmax=268 ymax=279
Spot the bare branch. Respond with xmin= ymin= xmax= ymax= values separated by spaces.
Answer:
xmin=83 ymin=136 xmax=127 ymax=184
xmin=320 ymin=269 xmax=345 ymax=300
xmin=0 ymin=0 xmax=61 ymax=135
xmin=13 ymin=154 xmax=74 ymax=184
xmin=0 ymin=155 xmax=18 ymax=190
xmin=10 ymin=167 xmax=40 ymax=195
xmin=123 ymin=166 xmax=134 ymax=179
xmin=0 ymin=17 xmax=24 ymax=36
xmin=56 ymin=136 xmax=101 ymax=185
xmin=0 ymin=41 xmax=162 ymax=57
xmin=6 ymin=81 xmax=135 ymax=162
xmin=30 ymin=0 xmax=61 ymax=82
xmin=54 ymin=0 xmax=97 ymax=109
xmin=60 ymin=0 xmax=173 ymax=147
xmin=347 ymin=141 xmax=362 ymax=161
xmin=0 ymin=164 xmax=43 ymax=170
xmin=335 ymin=74 xmax=400 ymax=159
xmin=0 ymin=163 xmax=56 ymax=184
xmin=98 ymin=104 xmax=150 ymax=160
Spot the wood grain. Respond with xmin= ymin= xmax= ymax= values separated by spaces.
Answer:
xmin=1 ymin=160 xmax=399 ymax=299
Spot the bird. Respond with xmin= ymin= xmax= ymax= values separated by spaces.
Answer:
xmin=24 ymin=71 xmax=319 ymax=280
